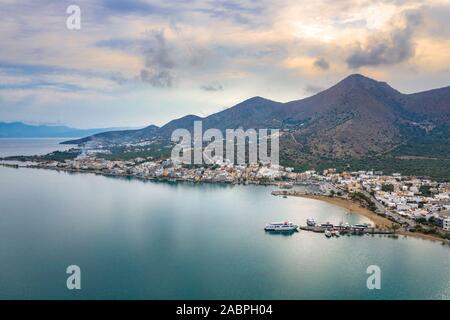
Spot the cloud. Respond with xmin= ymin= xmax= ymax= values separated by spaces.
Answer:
xmin=313 ymin=57 xmax=330 ymax=70
xmin=1 ymin=0 xmax=449 ymax=127
xmin=0 ymin=62 xmax=128 ymax=90
xmin=143 ymin=29 xmax=176 ymax=70
xmin=346 ymin=10 xmax=423 ymax=68
xmin=100 ymin=0 xmax=176 ymax=16
xmin=139 ymin=29 xmax=176 ymax=87
xmin=140 ymin=69 xmax=173 ymax=87
xmin=200 ymin=84 xmax=224 ymax=91
xmin=195 ymin=0 xmax=265 ymax=25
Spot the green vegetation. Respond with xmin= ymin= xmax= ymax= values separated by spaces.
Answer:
xmin=281 ymin=157 xmax=450 ymax=181
xmin=279 ymin=124 xmax=450 ymax=181
xmin=394 ymin=124 xmax=450 ymax=159
xmin=2 ymin=149 xmax=80 ymax=162
xmin=419 ymin=185 xmax=432 ymax=196
xmin=42 ymin=150 xmax=80 ymax=162
xmin=411 ymin=224 xmax=450 ymax=240
xmin=349 ymin=192 xmax=377 ymax=212
xmin=99 ymin=145 xmax=171 ymax=161
xmin=381 ymin=184 xmax=394 ymax=192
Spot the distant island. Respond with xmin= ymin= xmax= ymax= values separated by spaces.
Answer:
xmin=0 ymin=122 xmax=132 ymax=138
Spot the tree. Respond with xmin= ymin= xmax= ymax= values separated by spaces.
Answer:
xmin=391 ymin=224 xmax=400 ymax=234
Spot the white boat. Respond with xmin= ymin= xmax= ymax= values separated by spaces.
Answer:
xmin=306 ymin=217 xmax=316 ymax=226
xmin=324 ymin=230 xmax=332 ymax=238
xmin=265 ymin=221 xmax=298 ymax=232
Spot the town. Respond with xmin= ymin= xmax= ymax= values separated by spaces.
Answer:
xmin=3 ymin=151 xmax=449 ymax=240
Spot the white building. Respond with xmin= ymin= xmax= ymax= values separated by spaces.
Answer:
xmin=444 ymin=218 xmax=450 ymax=231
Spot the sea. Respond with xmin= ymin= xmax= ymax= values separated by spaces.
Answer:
xmin=0 ymin=138 xmax=449 ymax=299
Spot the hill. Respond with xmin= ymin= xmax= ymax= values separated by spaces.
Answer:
xmin=62 ymin=74 xmax=450 ymax=178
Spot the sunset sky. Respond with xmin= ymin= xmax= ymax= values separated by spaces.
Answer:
xmin=1 ymin=0 xmax=449 ymax=128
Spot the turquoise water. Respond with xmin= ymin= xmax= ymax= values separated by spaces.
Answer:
xmin=0 ymin=166 xmax=449 ymax=299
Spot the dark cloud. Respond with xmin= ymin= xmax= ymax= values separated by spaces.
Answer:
xmin=346 ymin=10 xmax=422 ymax=68
xmin=100 ymin=0 xmax=175 ymax=16
xmin=0 ymin=62 xmax=127 ymax=86
xmin=143 ymin=30 xmax=176 ymax=70
xmin=98 ymin=28 xmax=212 ymax=88
xmin=140 ymin=30 xmax=176 ymax=87
xmin=200 ymin=84 xmax=223 ymax=91
xmin=0 ymin=81 xmax=85 ymax=92
xmin=140 ymin=69 xmax=173 ymax=87
xmin=196 ymin=0 xmax=264 ymax=25
xmin=304 ymin=84 xmax=324 ymax=95
xmin=313 ymin=57 xmax=330 ymax=70
xmin=96 ymin=38 xmax=139 ymax=51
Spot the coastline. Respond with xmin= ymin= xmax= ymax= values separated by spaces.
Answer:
xmin=2 ymin=163 xmax=450 ymax=245
xmin=293 ymin=194 xmax=393 ymax=228
xmin=291 ymin=193 xmax=450 ymax=245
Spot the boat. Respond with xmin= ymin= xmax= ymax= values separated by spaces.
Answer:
xmin=320 ymin=222 xmax=334 ymax=229
xmin=352 ymin=224 xmax=368 ymax=230
xmin=264 ymin=221 xmax=298 ymax=232
xmin=306 ymin=217 xmax=316 ymax=226
xmin=324 ymin=230 xmax=332 ymax=238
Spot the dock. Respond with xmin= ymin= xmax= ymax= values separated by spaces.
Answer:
xmin=272 ymin=190 xmax=316 ymax=196
xmin=299 ymin=225 xmax=394 ymax=235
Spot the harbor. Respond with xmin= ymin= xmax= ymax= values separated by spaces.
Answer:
xmin=265 ymin=218 xmax=395 ymax=237
xmin=298 ymin=224 xmax=395 ymax=236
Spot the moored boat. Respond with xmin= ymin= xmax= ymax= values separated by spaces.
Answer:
xmin=265 ymin=221 xmax=298 ymax=232
xmin=306 ymin=217 xmax=316 ymax=226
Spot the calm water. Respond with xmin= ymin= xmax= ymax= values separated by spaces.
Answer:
xmin=0 ymin=165 xmax=449 ymax=300
xmin=0 ymin=138 xmax=75 ymax=157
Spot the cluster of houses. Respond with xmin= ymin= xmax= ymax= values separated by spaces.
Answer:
xmin=320 ymin=169 xmax=450 ymax=232
xmin=34 ymin=157 xmax=294 ymax=184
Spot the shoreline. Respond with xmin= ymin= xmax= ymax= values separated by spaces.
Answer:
xmin=2 ymin=163 xmax=450 ymax=245
xmin=290 ymin=194 xmax=450 ymax=245
xmin=293 ymin=194 xmax=394 ymax=228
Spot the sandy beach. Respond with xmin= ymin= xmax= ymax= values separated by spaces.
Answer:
xmin=292 ymin=194 xmax=450 ymax=245
xmin=295 ymin=194 xmax=394 ymax=228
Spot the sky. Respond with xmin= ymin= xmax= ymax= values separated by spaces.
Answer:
xmin=0 ymin=0 xmax=449 ymax=128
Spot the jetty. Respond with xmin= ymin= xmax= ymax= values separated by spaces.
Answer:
xmin=272 ymin=190 xmax=319 ymax=196
xmin=299 ymin=225 xmax=394 ymax=235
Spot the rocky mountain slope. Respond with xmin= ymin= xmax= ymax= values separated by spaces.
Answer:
xmin=64 ymin=74 xmax=450 ymax=173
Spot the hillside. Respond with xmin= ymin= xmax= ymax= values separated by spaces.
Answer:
xmin=62 ymin=74 xmax=450 ymax=178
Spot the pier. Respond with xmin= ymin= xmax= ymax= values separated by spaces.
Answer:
xmin=272 ymin=190 xmax=318 ymax=196
xmin=299 ymin=225 xmax=394 ymax=235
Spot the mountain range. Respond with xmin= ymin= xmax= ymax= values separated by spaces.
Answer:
xmin=63 ymin=74 xmax=450 ymax=177
xmin=0 ymin=122 xmax=131 ymax=138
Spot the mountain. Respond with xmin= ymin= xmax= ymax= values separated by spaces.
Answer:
xmin=63 ymin=74 xmax=450 ymax=176
xmin=0 ymin=122 xmax=130 ymax=138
